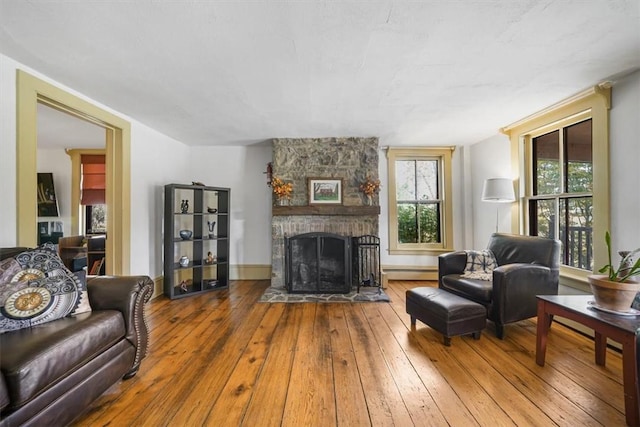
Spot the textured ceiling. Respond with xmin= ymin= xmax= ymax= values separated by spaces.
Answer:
xmin=2 ymin=1 xmax=639 ymax=148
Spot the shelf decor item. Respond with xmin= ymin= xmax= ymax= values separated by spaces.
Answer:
xmin=359 ymin=176 xmax=381 ymax=206
xmin=588 ymin=231 xmax=640 ymax=312
xmin=271 ymin=176 xmax=292 ymax=205
xmin=207 ymin=221 xmax=216 ymax=238
xmin=164 ymin=183 xmax=230 ymax=299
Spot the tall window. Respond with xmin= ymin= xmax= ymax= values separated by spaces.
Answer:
xmin=529 ymin=117 xmax=593 ymax=270
xmin=503 ymin=84 xmax=610 ymax=278
xmin=387 ymin=147 xmax=453 ymax=254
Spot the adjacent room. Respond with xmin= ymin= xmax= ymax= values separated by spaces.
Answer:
xmin=1 ymin=1 xmax=639 ymax=426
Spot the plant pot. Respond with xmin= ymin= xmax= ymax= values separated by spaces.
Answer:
xmin=587 ymin=274 xmax=640 ymax=312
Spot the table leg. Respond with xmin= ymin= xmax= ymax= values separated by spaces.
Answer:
xmin=622 ymin=337 xmax=639 ymax=427
xmin=594 ymin=331 xmax=607 ymax=366
xmin=536 ymin=300 xmax=550 ymax=366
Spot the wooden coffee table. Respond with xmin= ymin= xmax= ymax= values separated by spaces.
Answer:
xmin=536 ymin=294 xmax=640 ymax=426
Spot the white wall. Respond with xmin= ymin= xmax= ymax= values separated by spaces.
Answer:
xmin=129 ymin=124 xmax=190 ymax=276
xmin=36 ymin=149 xmax=72 ymax=236
xmin=468 ymin=133 xmax=513 ymax=249
xmin=0 ymin=54 xmax=19 ymax=246
xmin=188 ymin=145 xmax=272 ymax=266
xmin=609 ymin=70 xmax=640 ymax=254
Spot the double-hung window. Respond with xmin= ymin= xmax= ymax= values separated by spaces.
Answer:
xmin=529 ymin=115 xmax=593 ymax=270
xmin=503 ymin=84 xmax=610 ymax=277
xmin=387 ymin=147 xmax=454 ymax=254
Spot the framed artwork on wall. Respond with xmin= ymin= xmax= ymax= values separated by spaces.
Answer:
xmin=37 ymin=173 xmax=59 ymax=217
xmin=308 ymin=178 xmax=343 ymax=205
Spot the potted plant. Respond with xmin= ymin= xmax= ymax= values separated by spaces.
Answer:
xmin=588 ymin=231 xmax=640 ymax=312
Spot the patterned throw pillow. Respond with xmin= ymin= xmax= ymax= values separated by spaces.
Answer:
xmin=71 ymin=269 xmax=92 ymax=316
xmin=462 ymin=249 xmax=498 ymax=281
xmin=0 ymin=244 xmax=85 ymax=333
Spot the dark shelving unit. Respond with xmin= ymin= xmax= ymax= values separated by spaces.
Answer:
xmin=163 ymin=183 xmax=230 ymax=299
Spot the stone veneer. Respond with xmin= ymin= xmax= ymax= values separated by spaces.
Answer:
xmin=271 ymin=137 xmax=379 ymax=288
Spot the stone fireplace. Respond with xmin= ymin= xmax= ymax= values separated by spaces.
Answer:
xmin=271 ymin=137 xmax=379 ymax=290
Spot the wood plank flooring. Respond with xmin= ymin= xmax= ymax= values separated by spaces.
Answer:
xmin=72 ymin=280 xmax=627 ymax=426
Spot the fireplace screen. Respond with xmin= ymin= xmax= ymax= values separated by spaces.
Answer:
xmin=352 ymin=235 xmax=381 ymax=293
xmin=285 ymin=232 xmax=351 ymax=293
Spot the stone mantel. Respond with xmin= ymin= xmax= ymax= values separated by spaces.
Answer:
xmin=272 ymin=205 xmax=380 ymax=216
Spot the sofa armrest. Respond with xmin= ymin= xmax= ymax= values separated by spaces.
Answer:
xmin=438 ymin=251 xmax=467 ymax=287
xmin=87 ymin=275 xmax=154 ymax=369
xmin=491 ymin=263 xmax=558 ymax=323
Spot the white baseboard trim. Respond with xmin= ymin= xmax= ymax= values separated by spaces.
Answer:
xmin=381 ymin=265 xmax=438 ymax=281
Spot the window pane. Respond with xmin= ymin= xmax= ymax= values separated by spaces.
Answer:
xmin=416 ymin=160 xmax=438 ymax=200
xmin=419 ymin=204 xmax=441 ymax=243
xmin=533 ymin=130 xmax=560 ymax=195
xmin=397 ymin=203 xmax=417 ymax=243
xmin=529 ymin=199 xmax=556 ymax=239
xmin=565 ymin=119 xmax=592 ymax=193
xmin=559 ymin=197 xmax=593 ymax=270
xmin=395 ymin=160 xmax=415 ymax=200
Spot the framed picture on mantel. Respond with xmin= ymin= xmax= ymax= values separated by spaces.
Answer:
xmin=308 ymin=178 xmax=343 ymax=205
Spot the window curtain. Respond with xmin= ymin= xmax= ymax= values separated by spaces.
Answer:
xmin=81 ymin=154 xmax=105 ymax=205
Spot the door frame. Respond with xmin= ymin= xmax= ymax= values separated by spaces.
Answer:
xmin=16 ymin=70 xmax=131 ymax=275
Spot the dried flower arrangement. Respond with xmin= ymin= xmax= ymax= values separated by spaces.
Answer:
xmin=360 ymin=176 xmax=381 ymax=196
xmin=271 ymin=177 xmax=293 ymax=200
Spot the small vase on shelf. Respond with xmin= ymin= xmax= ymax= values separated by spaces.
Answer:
xmin=276 ymin=198 xmax=289 ymax=207
xmin=366 ymin=194 xmax=373 ymax=206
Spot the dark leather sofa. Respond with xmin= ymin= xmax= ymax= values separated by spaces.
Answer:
xmin=438 ymin=233 xmax=561 ymax=339
xmin=0 ymin=247 xmax=154 ymax=426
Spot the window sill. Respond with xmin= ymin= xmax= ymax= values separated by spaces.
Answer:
xmin=560 ymin=266 xmax=591 ymax=293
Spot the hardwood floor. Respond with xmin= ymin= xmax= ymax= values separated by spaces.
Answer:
xmin=72 ymin=280 xmax=626 ymax=426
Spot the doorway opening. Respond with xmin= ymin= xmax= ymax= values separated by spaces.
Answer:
xmin=16 ymin=70 xmax=131 ymax=275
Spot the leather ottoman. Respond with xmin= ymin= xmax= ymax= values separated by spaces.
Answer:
xmin=406 ymin=287 xmax=486 ymax=346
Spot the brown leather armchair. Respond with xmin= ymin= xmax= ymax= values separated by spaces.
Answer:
xmin=438 ymin=233 xmax=561 ymax=339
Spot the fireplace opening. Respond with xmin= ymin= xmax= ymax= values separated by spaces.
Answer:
xmin=285 ymin=232 xmax=351 ymax=293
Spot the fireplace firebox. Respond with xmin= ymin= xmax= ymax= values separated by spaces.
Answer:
xmin=285 ymin=232 xmax=351 ymax=293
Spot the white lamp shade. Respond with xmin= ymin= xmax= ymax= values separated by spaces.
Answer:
xmin=482 ymin=178 xmax=515 ymax=202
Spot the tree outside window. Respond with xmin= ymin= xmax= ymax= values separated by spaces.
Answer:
xmin=530 ymin=119 xmax=593 ymax=270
